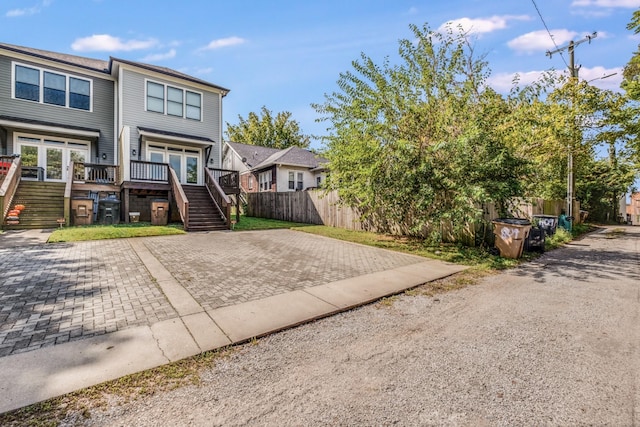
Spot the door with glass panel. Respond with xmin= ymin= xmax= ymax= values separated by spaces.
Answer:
xmin=16 ymin=136 xmax=88 ymax=182
xmin=147 ymin=145 xmax=201 ymax=185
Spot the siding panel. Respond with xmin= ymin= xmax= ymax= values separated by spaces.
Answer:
xmin=0 ymin=55 xmax=115 ymax=161
xmin=121 ymin=69 xmax=221 ymax=167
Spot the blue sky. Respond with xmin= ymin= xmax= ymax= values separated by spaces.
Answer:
xmin=2 ymin=0 xmax=640 ymax=149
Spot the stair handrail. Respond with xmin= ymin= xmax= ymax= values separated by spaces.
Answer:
xmin=168 ymin=166 xmax=189 ymax=228
xmin=64 ymin=160 xmax=74 ymax=226
xmin=0 ymin=156 xmax=22 ymax=222
xmin=204 ymin=167 xmax=232 ymax=229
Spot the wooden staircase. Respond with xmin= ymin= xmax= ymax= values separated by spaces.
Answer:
xmin=3 ymin=181 xmax=65 ymax=230
xmin=182 ymin=185 xmax=228 ymax=231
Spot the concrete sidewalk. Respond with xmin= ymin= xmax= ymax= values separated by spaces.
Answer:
xmin=0 ymin=230 xmax=466 ymax=413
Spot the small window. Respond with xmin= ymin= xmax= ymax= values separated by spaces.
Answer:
xmin=317 ymin=176 xmax=322 ymax=187
xmin=43 ymin=71 xmax=66 ymax=106
xmin=186 ymin=91 xmax=201 ymax=120
xmin=15 ymin=65 xmax=40 ymax=101
xmin=248 ymin=175 xmax=253 ymax=190
xmin=288 ymin=171 xmax=295 ymax=190
xmin=167 ymin=86 xmax=184 ymax=117
xmin=147 ymin=81 xmax=165 ymax=113
xmin=296 ymin=172 xmax=303 ymax=191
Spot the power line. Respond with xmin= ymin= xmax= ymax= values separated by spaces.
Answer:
xmin=530 ymin=0 xmax=569 ymax=69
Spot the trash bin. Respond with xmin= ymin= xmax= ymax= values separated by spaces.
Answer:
xmin=532 ymin=214 xmax=558 ymax=237
xmin=151 ymin=199 xmax=169 ymax=225
xmin=525 ymin=225 xmax=546 ymax=253
xmin=492 ymin=218 xmax=532 ymax=259
xmin=71 ymin=197 xmax=94 ymax=226
xmin=97 ymin=197 xmax=121 ymax=225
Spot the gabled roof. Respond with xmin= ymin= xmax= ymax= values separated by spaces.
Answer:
xmin=0 ymin=42 xmax=109 ymax=72
xmin=227 ymin=141 xmax=327 ymax=171
xmin=110 ymin=57 xmax=229 ymax=94
xmin=226 ymin=142 xmax=281 ymax=169
xmin=0 ymin=42 xmax=229 ymax=94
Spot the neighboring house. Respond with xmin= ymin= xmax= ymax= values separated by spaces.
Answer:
xmin=627 ymin=192 xmax=640 ymax=225
xmin=222 ymin=141 xmax=327 ymax=193
xmin=0 ymin=42 xmax=238 ymax=230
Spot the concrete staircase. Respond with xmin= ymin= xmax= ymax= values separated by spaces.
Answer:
xmin=182 ymin=185 xmax=228 ymax=231
xmin=4 ymin=181 xmax=65 ymax=230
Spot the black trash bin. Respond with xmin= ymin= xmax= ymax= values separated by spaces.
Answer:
xmin=525 ymin=225 xmax=546 ymax=253
xmin=532 ymin=214 xmax=558 ymax=237
xmin=97 ymin=197 xmax=121 ymax=225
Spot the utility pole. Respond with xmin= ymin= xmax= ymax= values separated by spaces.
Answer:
xmin=546 ymin=32 xmax=597 ymax=220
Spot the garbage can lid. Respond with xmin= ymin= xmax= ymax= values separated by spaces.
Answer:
xmin=492 ymin=218 xmax=531 ymax=225
xmin=532 ymin=214 xmax=557 ymax=219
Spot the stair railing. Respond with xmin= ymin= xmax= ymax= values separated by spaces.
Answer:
xmin=168 ymin=166 xmax=189 ymax=229
xmin=204 ymin=167 xmax=232 ymax=229
xmin=0 ymin=156 xmax=21 ymax=222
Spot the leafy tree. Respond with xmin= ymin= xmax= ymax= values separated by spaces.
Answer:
xmin=507 ymin=72 xmax=638 ymax=220
xmin=623 ymin=9 xmax=640 ymax=100
xmin=225 ymin=106 xmax=310 ymax=149
xmin=314 ymin=23 xmax=528 ymax=239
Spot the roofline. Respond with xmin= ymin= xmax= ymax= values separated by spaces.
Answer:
xmin=110 ymin=57 xmax=230 ymax=96
xmin=0 ymin=44 xmax=108 ymax=74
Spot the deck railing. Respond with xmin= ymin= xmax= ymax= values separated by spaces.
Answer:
xmin=0 ymin=156 xmax=21 ymax=221
xmin=131 ymin=160 xmax=169 ymax=182
xmin=204 ymin=167 xmax=232 ymax=229
xmin=207 ymin=168 xmax=239 ymax=195
xmin=73 ymin=162 xmax=119 ymax=184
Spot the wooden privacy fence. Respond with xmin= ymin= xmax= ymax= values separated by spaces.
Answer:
xmin=246 ymin=190 xmax=572 ymax=243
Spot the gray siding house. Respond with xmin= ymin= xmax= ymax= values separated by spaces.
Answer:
xmin=223 ymin=141 xmax=327 ymax=194
xmin=0 ymin=42 xmax=238 ymax=231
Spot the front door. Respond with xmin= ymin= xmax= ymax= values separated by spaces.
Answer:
xmin=147 ymin=143 xmax=201 ymax=185
xmin=16 ymin=134 xmax=90 ymax=182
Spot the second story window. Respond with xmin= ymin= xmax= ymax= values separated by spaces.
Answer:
xmin=15 ymin=65 xmax=40 ymax=101
xmin=146 ymin=79 xmax=202 ymax=121
xmin=146 ymin=81 xmax=165 ymax=113
xmin=13 ymin=63 xmax=92 ymax=111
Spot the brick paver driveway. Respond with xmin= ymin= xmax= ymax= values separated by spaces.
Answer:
xmin=0 ymin=229 xmax=425 ymax=357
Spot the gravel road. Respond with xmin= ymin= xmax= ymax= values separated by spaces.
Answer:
xmin=68 ymin=226 xmax=639 ymax=426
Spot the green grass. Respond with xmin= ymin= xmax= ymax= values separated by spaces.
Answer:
xmin=294 ymin=225 xmax=520 ymax=270
xmin=48 ymin=222 xmax=186 ymax=243
xmin=232 ymin=215 xmax=310 ymax=231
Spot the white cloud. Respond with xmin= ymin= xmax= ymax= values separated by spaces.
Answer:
xmin=571 ymin=0 xmax=640 ymax=7
xmin=507 ymin=29 xmax=579 ymax=54
xmin=578 ymin=66 xmax=623 ymax=89
xmin=71 ymin=34 xmax=158 ymax=52
xmin=487 ymin=66 xmax=622 ymax=93
xmin=6 ymin=0 xmax=52 ymax=17
xmin=199 ymin=36 xmax=246 ymax=51
xmin=140 ymin=49 xmax=176 ymax=62
xmin=438 ymin=15 xmax=531 ymax=35
xmin=488 ymin=70 xmax=555 ymax=93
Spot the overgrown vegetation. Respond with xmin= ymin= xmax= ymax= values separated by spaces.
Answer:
xmin=314 ymin=21 xmax=639 ymax=235
xmin=47 ymin=222 xmax=185 ymax=243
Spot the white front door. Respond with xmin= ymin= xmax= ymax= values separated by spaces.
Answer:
xmin=147 ymin=143 xmax=201 ymax=185
xmin=16 ymin=134 xmax=90 ymax=182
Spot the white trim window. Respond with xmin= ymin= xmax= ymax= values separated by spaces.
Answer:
xmin=12 ymin=62 xmax=92 ymax=111
xmin=259 ymin=170 xmax=272 ymax=192
xmin=296 ymin=172 xmax=303 ymax=191
xmin=145 ymin=79 xmax=202 ymax=121
xmin=288 ymin=171 xmax=295 ymax=190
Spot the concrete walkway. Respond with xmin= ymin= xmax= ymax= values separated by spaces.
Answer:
xmin=0 ymin=229 xmax=466 ymax=413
